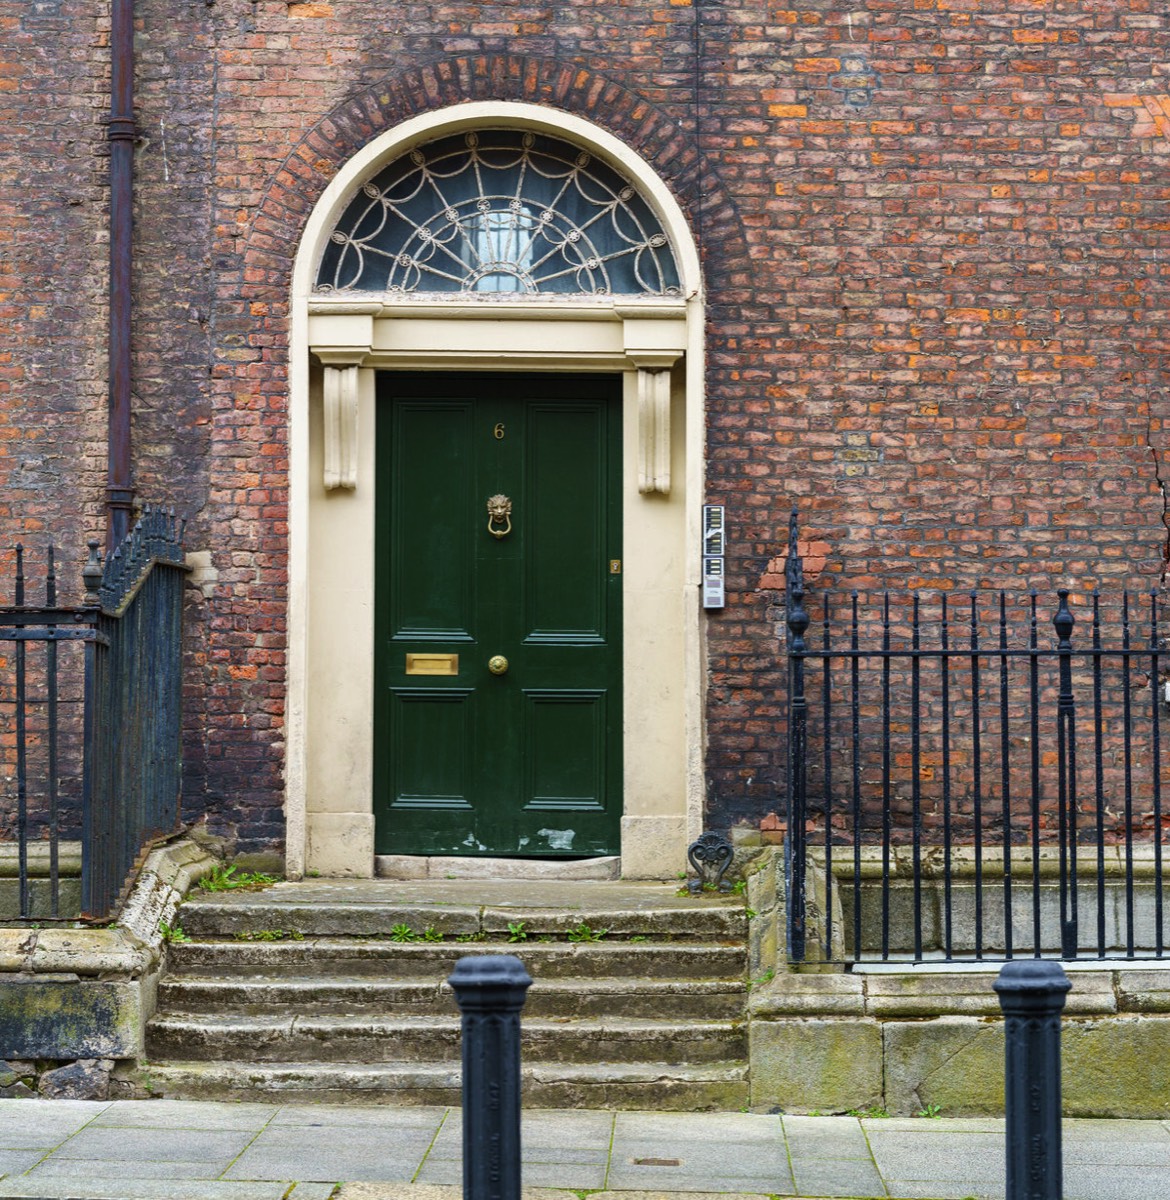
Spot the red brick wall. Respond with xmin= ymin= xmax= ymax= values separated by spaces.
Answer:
xmin=6 ymin=1 xmax=1168 ymax=847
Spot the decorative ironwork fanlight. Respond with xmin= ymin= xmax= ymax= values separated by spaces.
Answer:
xmin=316 ymin=129 xmax=681 ymax=297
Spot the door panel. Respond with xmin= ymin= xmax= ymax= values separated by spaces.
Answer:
xmin=388 ymin=689 xmax=474 ymax=809
xmin=389 ymin=402 xmax=476 ymax=641
xmin=523 ymin=690 xmax=606 ymax=812
xmin=525 ymin=404 xmax=607 ymax=641
xmin=375 ymin=373 xmax=622 ymax=857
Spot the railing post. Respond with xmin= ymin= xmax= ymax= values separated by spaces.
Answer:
xmin=1053 ymin=591 xmax=1078 ymax=958
xmin=995 ymin=960 xmax=1070 ymax=1200
xmin=784 ymin=509 xmax=809 ymax=963
xmin=448 ymin=954 xmax=533 ymax=1200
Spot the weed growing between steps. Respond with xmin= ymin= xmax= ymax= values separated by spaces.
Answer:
xmin=197 ymin=865 xmax=281 ymax=892
xmin=234 ymin=929 xmax=304 ymax=941
xmin=389 ymin=924 xmax=444 ymax=943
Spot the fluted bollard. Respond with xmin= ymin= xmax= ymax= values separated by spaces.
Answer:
xmin=994 ymin=960 xmax=1071 ymax=1200
xmin=448 ymin=954 xmax=533 ymax=1200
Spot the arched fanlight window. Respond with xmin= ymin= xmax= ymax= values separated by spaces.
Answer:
xmin=315 ymin=129 xmax=681 ymax=297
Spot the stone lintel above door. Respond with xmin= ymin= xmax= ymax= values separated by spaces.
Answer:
xmin=307 ymin=298 xmax=686 ymax=494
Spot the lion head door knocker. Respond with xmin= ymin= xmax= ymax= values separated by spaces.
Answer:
xmin=486 ymin=493 xmax=513 ymax=539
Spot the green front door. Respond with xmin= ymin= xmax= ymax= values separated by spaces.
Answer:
xmin=375 ymin=373 xmax=623 ymax=857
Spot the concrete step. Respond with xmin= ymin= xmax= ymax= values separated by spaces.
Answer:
xmin=134 ymin=1059 xmax=750 ymax=1111
xmin=145 ymin=1012 xmax=746 ymax=1065
xmin=157 ymin=973 xmax=747 ymax=1020
xmin=177 ymin=895 xmax=746 ymax=942
xmin=164 ymin=938 xmax=747 ymax=980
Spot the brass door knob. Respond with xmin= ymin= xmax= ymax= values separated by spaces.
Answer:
xmin=488 ymin=655 xmax=509 ymax=676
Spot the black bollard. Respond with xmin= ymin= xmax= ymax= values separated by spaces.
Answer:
xmin=448 ymin=954 xmax=533 ymax=1200
xmin=994 ymin=960 xmax=1071 ymax=1200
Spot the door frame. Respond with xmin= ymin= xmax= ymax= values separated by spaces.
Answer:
xmin=286 ymin=102 xmax=706 ymax=879
xmin=374 ymin=371 xmax=625 ymax=858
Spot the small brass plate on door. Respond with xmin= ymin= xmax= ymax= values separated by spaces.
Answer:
xmin=405 ymin=653 xmax=459 ymax=676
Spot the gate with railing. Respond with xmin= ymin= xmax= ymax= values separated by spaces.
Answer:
xmin=783 ymin=511 xmax=1169 ymax=965
xmin=0 ymin=508 xmax=187 ymax=922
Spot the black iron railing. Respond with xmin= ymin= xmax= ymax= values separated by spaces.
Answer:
xmin=783 ymin=511 xmax=1170 ymax=965
xmin=0 ymin=508 xmax=187 ymax=922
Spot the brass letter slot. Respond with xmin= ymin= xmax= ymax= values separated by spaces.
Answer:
xmin=405 ymin=653 xmax=459 ymax=676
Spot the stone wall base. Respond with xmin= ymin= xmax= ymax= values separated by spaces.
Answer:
xmin=749 ymin=1005 xmax=1170 ymax=1118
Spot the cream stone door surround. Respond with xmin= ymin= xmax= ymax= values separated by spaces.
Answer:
xmin=287 ymin=102 xmax=705 ymax=879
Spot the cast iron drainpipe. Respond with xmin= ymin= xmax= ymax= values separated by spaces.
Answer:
xmin=106 ymin=0 xmax=135 ymax=548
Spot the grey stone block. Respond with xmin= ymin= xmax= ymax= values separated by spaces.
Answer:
xmin=883 ymin=1017 xmax=1005 ymax=1116
xmin=1063 ymin=1018 xmax=1170 ymax=1117
xmin=750 ymin=1018 xmax=883 ymax=1111
xmin=0 ymin=980 xmax=141 ymax=1059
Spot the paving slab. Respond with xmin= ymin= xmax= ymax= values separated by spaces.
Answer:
xmin=26 ymin=1160 xmax=243 ymax=1181
xmin=864 ymin=1129 xmax=1005 ymax=1182
xmin=1064 ymin=1164 xmax=1170 ymax=1200
xmin=0 ymin=1152 xmax=46 ymax=1179
xmin=42 ymin=1126 xmax=254 ymax=1163
xmin=0 ymin=1102 xmax=107 ymax=1149
xmin=881 ymin=1185 xmax=994 ymax=1200
xmin=1 ymin=1102 xmax=1170 ymax=1199
xmin=336 ymin=1187 xmax=578 ymax=1200
xmin=0 ymin=1182 xmax=295 ymax=1200
xmin=790 ymin=1158 xmax=886 ymax=1198
xmin=88 ymin=1100 xmax=278 ymax=1131
xmin=783 ymin=1114 xmax=874 ymax=1160
xmin=226 ymin=1125 xmax=436 ymax=1182
xmin=429 ymin=1107 xmax=612 ymax=1159
xmin=270 ymin=1105 xmax=447 ymax=1130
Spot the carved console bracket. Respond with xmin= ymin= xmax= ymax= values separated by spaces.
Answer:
xmin=307 ymin=301 xmax=688 ymax=496
xmin=321 ymin=362 xmax=360 ymax=490
xmin=636 ymin=368 xmax=672 ymax=495
xmin=624 ymin=317 xmax=684 ymax=497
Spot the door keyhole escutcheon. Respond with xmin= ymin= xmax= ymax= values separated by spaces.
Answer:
xmin=488 ymin=655 xmax=509 ymax=676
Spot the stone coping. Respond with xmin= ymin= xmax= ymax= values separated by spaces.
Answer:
xmin=0 ymin=842 xmax=83 ymax=877
xmin=809 ymin=842 xmax=1169 ymax=880
xmin=752 ymin=961 xmax=1170 ymax=1017
xmin=0 ymin=831 xmax=220 ymax=980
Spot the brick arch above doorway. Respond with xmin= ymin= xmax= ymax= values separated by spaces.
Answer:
xmin=238 ymin=52 xmax=751 ymax=302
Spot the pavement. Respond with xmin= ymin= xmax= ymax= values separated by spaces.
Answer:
xmin=0 ymin=1101 xmax=1169 ymax=1200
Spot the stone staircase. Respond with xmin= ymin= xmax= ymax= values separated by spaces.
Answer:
xmin=138 ymin=880 xmax=750 ymax=1109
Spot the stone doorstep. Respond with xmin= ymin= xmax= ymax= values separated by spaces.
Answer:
xmin=375 ymin=853 xmax=621 ymax=880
